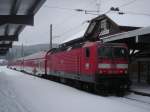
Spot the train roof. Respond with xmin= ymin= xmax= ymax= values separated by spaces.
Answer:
xmin=99 ymin=42 xmax=127 ymax=47
xmin=19 ymin=51 xmax=47 ymax=61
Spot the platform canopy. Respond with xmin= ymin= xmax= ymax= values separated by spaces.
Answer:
xmin=101 ymin=26 xmax=150 ymax=50
xmin=0 ymin=0 xmax=46 ymax=55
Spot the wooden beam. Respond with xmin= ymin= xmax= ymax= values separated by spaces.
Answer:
xmin=0 ymin=43 xmax=12 ymax=48
xmin=0 ymin=52 xmax=7 ymax=55
xmin=0 ymin=49 xmax=8 ymax=52
xmin=27 ymin=0 xmax=46 ymax=14
xmin=0 ymin=15 xmax=34 ymax=25
xmin=11 ymin=0 xmax=21 ymax=15
xmin=4 ymin=24 xmax=10 ymax=35
xmin=0 ymin=35 xmax=18 ymax=41
xmin=15 ymin=25 xmax=25 ymax=36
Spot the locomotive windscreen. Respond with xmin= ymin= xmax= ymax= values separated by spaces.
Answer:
xmin=98 ymin=47 xmax=128 ymax=59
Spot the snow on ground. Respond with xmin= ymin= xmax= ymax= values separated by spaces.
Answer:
xmin=0 ymin=66 xmax=150 ymax=112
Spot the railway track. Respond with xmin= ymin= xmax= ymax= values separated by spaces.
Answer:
xmin=124 ymin=96 xmax=150 ymax=105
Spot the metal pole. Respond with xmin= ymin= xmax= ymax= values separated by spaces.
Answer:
xmin=96 ymin=0 xmax=101 ymax=14
xmin=138 ymin=61 xmax=141 ymax=83
xmin=50 ymin=24 xmax=52 ymax=49
xmin=21 ymin=43 xmax=24 ymax=57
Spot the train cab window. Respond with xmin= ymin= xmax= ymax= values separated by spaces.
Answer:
xmin=98 ymin=47 xmax=112 ymax=58
xmin=98 ymin=47 xmax=128 ymax=59
xmin=113 ymin=47 xmax=128 ymax=59
xmin=85 ymin=48 xmax=90 ymax=58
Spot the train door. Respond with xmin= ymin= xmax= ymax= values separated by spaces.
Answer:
xmin=38 ymin=60 xmax=42 ymax=75
xmin=81 ymin=47 xmax=91 ymax=75
xmin=46 ymin=54 xmax=52 ymax=75
xmin=77 ymin=55 xmax=81 ymax=75
xmin=33 ymin=60 xmax=37 ymax=75
xmin=35 ymin=59 xmax=43 ymax=76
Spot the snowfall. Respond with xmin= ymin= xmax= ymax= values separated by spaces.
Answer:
xmin=0 ymin=66 xmax=150 ymax=112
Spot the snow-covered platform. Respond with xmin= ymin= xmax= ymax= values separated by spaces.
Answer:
xmin=0 ymin=66 xmax=150 ymax=112
xmin=131 ymin=83 xmax=150 ymax=96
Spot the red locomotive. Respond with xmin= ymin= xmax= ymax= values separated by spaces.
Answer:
xmin=8 ymin=41 xmax=130 ymax=95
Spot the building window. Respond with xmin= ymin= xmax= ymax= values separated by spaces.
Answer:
xmin=87 ymin=22 xmax=96 ymax=34
xmin=99 ymin=19 xmax=110 ymax=36
xmin=101 ymin=19 xmax=107 ymax=31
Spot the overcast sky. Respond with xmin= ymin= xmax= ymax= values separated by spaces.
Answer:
xmin=14 ymin=0 xmax=150 ymax=45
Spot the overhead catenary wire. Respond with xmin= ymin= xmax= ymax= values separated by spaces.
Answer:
xmin=44 ymin=0 xmax=97 ymax=12
xmin=118 ymin=0 xmax=138 ymax=8
xmin=44 ymin=0 xmax=95 ymax=29
xmin=53 ymin=14 xmax=77 ymax=29
xmin=119 ymin=10 xmax=150 ymax=16
xmin=109 ymin=0 xmax=150 ymax=16
xmin=44 ymin=5 xmax=87 ymax=12
xmin=51 ymin=3 xmax=113 ymax=41
xmin=44 ymin=5 xmax=76 ymax=11
xmin=53 ymin=21 xmax=88 ymax=40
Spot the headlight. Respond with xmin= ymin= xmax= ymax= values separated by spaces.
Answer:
xmin=125 ymin=70 xmax=128 ymax=74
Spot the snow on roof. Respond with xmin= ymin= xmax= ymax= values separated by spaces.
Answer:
xmin=15 ymin=51 xmax=47 ymax=61
xmin=23 ymin=51 xmax=47 ymax=60
xmin=106 ymin=13 xmax=150 ymax=27
xmin=62 ymin=22 xmax=89 ymax=43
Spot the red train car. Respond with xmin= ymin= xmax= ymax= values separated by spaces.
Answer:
xmin=9 ymin=58 xmax=23 ymax=71
xmin=23 ymin=51 xmax=47 ymax=76
xmin=8 ymin=41 xmax=130 ymax=95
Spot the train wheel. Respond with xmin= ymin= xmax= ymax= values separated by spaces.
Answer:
xmin=115 ymin=86 xmax=125 ymax=97
xmin=60 ymin=78 xmax=66 ymax=84
xmin=41 ymin=74 xmax=47 ymax=78
xmin=82 ymin=83 xmax=94 ymax=93
xmin=82 ymin=83 xmax=88 ymax=91
xmin=94 ymin=84 xmax=108 ymax=96
xmin=74 ymin=81 xmax=82 ymax=89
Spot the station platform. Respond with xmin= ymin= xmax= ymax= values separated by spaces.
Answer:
xmin=130 ymin=83 xmax=150 ymax=97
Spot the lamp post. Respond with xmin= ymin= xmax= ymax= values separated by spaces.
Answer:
xmin=50 ymin=24 xmax=53 ymax=49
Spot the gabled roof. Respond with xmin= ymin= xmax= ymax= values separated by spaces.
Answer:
xmin=106 ymin=13 xmax=150 ymax=28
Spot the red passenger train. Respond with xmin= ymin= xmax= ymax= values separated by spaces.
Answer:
xmin=8 ymin=41 xmax=130 ymax=95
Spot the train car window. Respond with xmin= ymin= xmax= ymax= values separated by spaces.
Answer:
xmin=85 ymin=48 xmax=90 ymax=58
